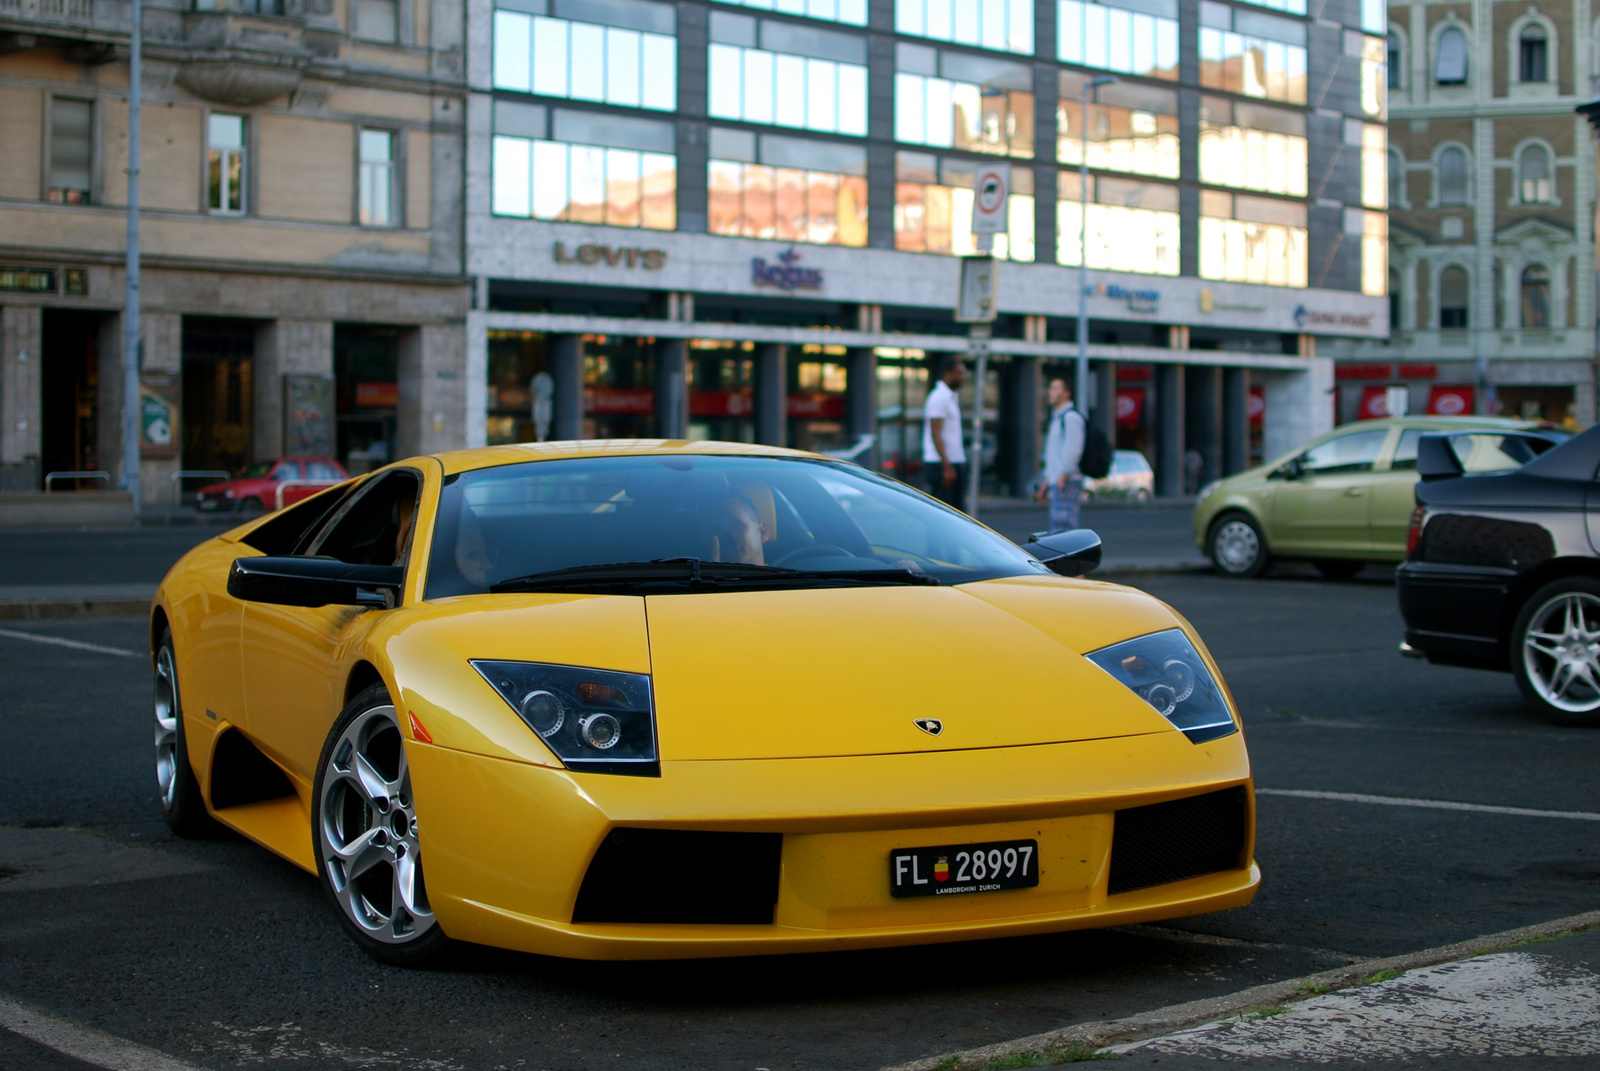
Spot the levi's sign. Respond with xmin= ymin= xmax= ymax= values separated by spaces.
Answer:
xmin=752 ymin=246 xmax=823 ymax=290
xmin=554 ymin=242 xmax=666 ymax=270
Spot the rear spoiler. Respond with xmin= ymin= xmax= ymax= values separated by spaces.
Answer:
xmin=1415 ymin=434 xmax=1463 ymax=482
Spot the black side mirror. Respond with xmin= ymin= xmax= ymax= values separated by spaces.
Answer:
xmin=1028 ymin=528 xmax=1103 ymax=577
xmin=1416 ymin=434 xmax=1465 ymax=482
xmin=228 ymin=557 xmax=403 ymax=609
xmin=1285 ymin=456 xmax=1306 ymax=480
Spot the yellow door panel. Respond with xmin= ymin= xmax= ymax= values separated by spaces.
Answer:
xmin=163 ymin=540 xmax=256 ymax=735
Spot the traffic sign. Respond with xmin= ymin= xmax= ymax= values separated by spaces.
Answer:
xmin=972 ymin=163 xmax=1011 ymax=235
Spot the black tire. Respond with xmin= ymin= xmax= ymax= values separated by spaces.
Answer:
xmin=312 ymin=684 xmax=449 ymax=966
xmin=238 ymin=497 xmax=265 ymax=515
xmin=153 ymin=629 xmax=218 ymax=837
xmin=1511 ymin=576 xmax=1600 ymax=727
xmin=1313 ymin=559 xmax=1365 ymax=580
xmin=1208 ymin=512 xmax=1271 ymax=578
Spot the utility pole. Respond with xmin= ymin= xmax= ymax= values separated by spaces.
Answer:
xmin=122 ymin=0 xmax=143 ymax=516
xmin=1076 ymin=75 xmax=1116 ymax=413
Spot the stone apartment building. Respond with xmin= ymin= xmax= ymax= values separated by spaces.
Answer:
xmin=1323 ymin=0 xmax=1597 ymax=426
xmin=0 ymin=0 xmax=468 ymax=507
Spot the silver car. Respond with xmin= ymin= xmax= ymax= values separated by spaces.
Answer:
xmin=1085 ymin=450 xmax=1154 ymax=502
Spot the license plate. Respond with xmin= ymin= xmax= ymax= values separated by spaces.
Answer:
xmin=889 ymin=839 xmax=1039 ymax=898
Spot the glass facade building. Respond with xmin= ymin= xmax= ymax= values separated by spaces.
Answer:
xmin=468 ymin=0 xmax=1389 ymax=495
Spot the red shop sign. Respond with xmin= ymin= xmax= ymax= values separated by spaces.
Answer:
xmin=355 ymin=381 xmax=399 ymax=408
xmin=1398 ymin=363 xmax=1438 ymax=380
xmin=1335 ymin=363 xmax=1392 ymax=381
xmin=586 ymin=388 xmax=655 ymax=415
xmin=690 ymin=390 xmax=754 ymax=418
xmin=787 ymin=393 xmax=846 ymax=419
xmin=1248 ymin=385 xmax=1264 ymax=429
xmin=1358 ymin=385 xmax=1398 ymax=420
xmin=1115 ymin=388 xmax=1144 ymax=429
xmin=1427 ymin=385 xmax=1475 ymax=417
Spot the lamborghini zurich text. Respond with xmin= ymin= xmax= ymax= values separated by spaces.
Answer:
xmin=151 ymin=442 xmax=1257 ymax=964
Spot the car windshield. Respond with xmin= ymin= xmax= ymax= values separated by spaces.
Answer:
xmin=424 ymin=454 xmax=1049 ymax=598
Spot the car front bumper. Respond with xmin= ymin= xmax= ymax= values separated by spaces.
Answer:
xmin=1396 ymin=560 xmax=1516 ymax=670
xmin=408 ymin=730 xmax=1257 ymax=959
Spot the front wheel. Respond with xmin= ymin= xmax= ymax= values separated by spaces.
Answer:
xmin=313 ymin=685 xmax=448 ymax=966
xmin=1512 ymin=578 xmax=1600 ymax=726
xmin=1209 ymin=513 xmax=1270 ymax=578
xmin=154 ymin=630 xmax=217 ymax=837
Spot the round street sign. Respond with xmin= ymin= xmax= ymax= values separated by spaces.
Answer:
xmin=977 ymin=171 xmax=1007 ymax=215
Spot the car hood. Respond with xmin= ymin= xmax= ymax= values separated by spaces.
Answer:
xmin=645 ymin=577 xmax=1182 ymax=761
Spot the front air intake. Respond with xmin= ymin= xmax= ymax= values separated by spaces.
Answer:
xmin=572 ymin=828 xmax=783 ymax=924
xmin=1108 ymin=786 xmax=1248 ymax=895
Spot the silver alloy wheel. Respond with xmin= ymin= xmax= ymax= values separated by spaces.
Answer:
xmin=318 ymin=705 xmax=435 ymax=945
xmin=1522 ymin=591 xmax=1600 ymax=714
xmin=154 ymin=645 xmax=179 ymax=810
xmin=1213 ymin=519 xmax=1260 ymax=573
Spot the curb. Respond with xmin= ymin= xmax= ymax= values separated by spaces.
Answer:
xmin=1092 ymin=563 xmax=1210 ymax=578
xmin=881 ymin=908 xmax=1600 ymax=1071
xmin=0 ymin=598 xmax=151 ymax=621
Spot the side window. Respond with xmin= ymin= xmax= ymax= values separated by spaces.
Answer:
xmin=1390 ymin=428 xmax=1425 ymax=471
xmin=271 ymin=461 xmax=303 ymax=480
xmin=306 ymin=460 xmax=342 ymax=481
xmin=1300 ymin=430 xmax=1388 ymax=475
xmin=1452 ymin=433 xmax=1552 ymax=473
xmin=238 ymin=480 xmax=365 ymax=556
xmin=308 ymin=471 xmax=422 ymax=567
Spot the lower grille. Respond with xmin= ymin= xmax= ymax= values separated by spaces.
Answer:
xmin=572 ymin=828 xmax=783 ymax=925
xmin=1108 ymin=786 xmax=1248 ymax=895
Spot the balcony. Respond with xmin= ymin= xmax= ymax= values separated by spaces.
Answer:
xmin=0 ymin=0 xmax=130 ymax=40
xmin=176 ymin=10 xmax=317 ymax=104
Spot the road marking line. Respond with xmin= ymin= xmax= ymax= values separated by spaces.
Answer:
xmin=0 ymin=994 xmax=209 ymax=1071
xmin=1259 ymin=787 xmax=1600 ymax=822
xmin=0 ymin=627 xmax=142 ymax=659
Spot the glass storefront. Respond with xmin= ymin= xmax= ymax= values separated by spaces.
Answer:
xmin=584 ymin=334 xmax=657 ymax=439
xmin=334 ymin=325 xmax=400 ymax=473
xmin=486 ymin=329 xmax=551 ymax=445
xmin=688 ymin=340 xmax=756 ymax=443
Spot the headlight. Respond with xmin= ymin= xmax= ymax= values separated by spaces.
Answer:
xmin=1197 ymin=480 xmax=1221 ymax=501
xmin=472 ymin=660 xmax=658 ymax=775
xmin=1086 ymin=629 xmax=1237 ymax=744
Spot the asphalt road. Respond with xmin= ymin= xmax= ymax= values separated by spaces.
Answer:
xmin=2 ymin=567 xmax=1597 ymax=1070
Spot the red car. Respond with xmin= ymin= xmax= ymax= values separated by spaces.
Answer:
xmin=195 ymin=457 xmax=348 ymax=514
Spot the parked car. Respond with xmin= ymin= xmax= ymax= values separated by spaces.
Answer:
xmin=1399 ymin=426 xmax=1600 ymax=724
xmin=1085 ymin=450 xmax=1154 ymax=502
xmin=1193 ymin=417 xmax=1567 ymax=578
xmin=196 ymin=457 xmax=348 ymax=514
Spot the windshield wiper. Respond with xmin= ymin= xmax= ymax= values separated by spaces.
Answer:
xmin=490 ymin=559 xmax=937 ymax=593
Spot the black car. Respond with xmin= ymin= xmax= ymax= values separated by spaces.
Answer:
xmin=1398 ymin=425 xmax=1600 ymax=724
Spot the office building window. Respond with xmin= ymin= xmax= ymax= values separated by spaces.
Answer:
xmin=1058 ymin=0 xmax=1178 ymax=81
xmin=1358 ymin=33 xmax=1385 ymax=118
xmin=1521 ymin=265 xmax=1549 ymax=327
xmin=354 ymin=0 xmax=398 ymax=42
xmin=47 ymin=98 xmax=93 ymax=204
xmin=1519 ymin=26 xmax=1547 ymax=83
xmin=896 ymin=0 xmax=1033 ymax=56
xmin=493 ymin=0 xmax=677 ymax=112
xmin=1199 ymin=190 xmax=1307 ymax=287
xmin=1359 ymin=0 xmax=1383 ymax=34
xmin=208 ymin=113 xmax=246 ymax=214
xmin=1198 ymin=96 xmax=1306 ymax=196
xmin=895 ymin=43 xmax=1032 ymax=157
xmin=1386 ymin=31 xmax=1402 ymax=87
xmin=1439 ymin=266 xmax=1469 ymax=327
xmin=895 ymin=152 xmax=1035 ymax=261
xmin=359 ymin=130 xmax=396 ymax=226
xmin=491 ymin=102 xmax=676 ymax=228
xmin=1198 ymin=2 xmax=1307 ymax=104
xmin=1437 ymin=145 xmax=1468 ymax=205
xmin=1349 ymin=120 xmax=1384 ymax=208
xmin=1435 ymin=26 xmax=1467 ymax=84
xmin=1056 ymin=172 xmax=1179 ymax=275
xmin=708 ymin=128 xmax=867 ymax=245
xmin=715 ymin=0 xmax=866 ymax=26
xmin=1058 ymin=72 xmax=1177 ymax=178
xmin=1348 ymin=207 xmax=1386 ymax=297
xmin=708 ymin=13 xmax=867 ymax=135
xmin=1519 ymin=144 xmax=1551 ymax=203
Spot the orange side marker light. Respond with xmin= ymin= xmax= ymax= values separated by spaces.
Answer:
xmin=408 ymin=710 xmax=434 ymax=744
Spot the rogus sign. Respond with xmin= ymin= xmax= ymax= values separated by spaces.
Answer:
xmin=752 ymin=246 xmax=823 ymax=290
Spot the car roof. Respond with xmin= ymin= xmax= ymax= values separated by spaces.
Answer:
xmin=431 ymin=439 xmax=821 ymax=476
xmin=1341 ymin=416 xmax=1554 ymax=431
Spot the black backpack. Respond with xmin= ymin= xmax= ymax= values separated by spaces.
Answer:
xmin=1078 ymin=414 xmax=1113 ymax=479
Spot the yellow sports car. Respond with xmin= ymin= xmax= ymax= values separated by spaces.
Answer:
xmin=152 ymin=441 xmax=1257 ymax=965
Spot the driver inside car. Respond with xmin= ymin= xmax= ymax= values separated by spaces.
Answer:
xmin=712 ymin=488 xmax=768 ymax=566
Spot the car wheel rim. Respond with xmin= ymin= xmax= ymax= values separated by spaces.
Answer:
xmin=1523 ymin=592 xmax=1600 ymax=713
xmin=318 ymin=705 xmax=435 ymax=944
xmin=1214 ymin=520 xmax=1259 ymax=573
xmin=154 ymin=646 xmax=179 ymax=811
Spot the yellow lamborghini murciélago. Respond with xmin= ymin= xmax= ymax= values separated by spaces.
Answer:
xmin=151 ymin=441 xmax=1257 ymax=965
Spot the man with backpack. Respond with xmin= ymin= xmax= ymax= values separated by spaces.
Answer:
xmin=1037 ymin=377 xmax=1112 ymax=531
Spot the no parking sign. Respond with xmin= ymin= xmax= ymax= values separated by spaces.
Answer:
xmin=971 ymin=164 xmax=1010 ymax=235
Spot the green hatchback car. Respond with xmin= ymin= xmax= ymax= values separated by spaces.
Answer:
xmin=1193 ymin=416 xmax=1568 ymax=578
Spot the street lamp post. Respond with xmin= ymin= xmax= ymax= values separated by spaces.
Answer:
xmin=1076 ymin=75 xmax=1116 ymax=414
xmin=123 ymin=0 xmax=142 ymax=516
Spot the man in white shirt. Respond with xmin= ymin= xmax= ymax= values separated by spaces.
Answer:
xmin=1036 ymin=376 xmax=1086 ymax=531
xmin=922 ymin=356 xmax=967 ymax=510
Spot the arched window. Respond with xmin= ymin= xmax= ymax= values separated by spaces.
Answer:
xmin=1388 ymin=149 xmax=1405 ymax=205
xmin=1521 ymin=265 xmax=1550 ymax=328
xmin=1520 ymin=145 xmax=1552 ymax=202
xmin=1387 ymin=31 xmax=1403 ymax=88
xmin=1437 ymin=27 xmax=1468 ymax=84
xmin=1438 ymin=147 xmax=1469 ymax=204
xmin=1440 ymin=266 xmax=1469 ymax=328
xmin=1389 ymin=270 xmax=1401 ymax=328
xmin=1519 ymin=25 xmax=1548 ymax=82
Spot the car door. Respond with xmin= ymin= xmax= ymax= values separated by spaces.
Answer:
xmin=1367 ymin=426 xmax=1423 ymax=558
xmin=1268 ymin=428 xmax=1389 ymax=556
xmin=239 ymin=468 xmax=423 ymax=782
